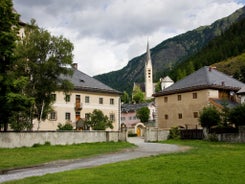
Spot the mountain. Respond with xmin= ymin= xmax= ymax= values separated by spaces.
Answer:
xmin=94 ymin=6 xmax=245 ymax=93
xmin=171 ymin=11 xmax=245 ymax=82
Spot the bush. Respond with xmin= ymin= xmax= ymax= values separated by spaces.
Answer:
xmin=199 ymin=106 xmax=221 ymax=131
xmin=128 ymin=133 xmax=137 ymax=137
xmin=168 ymin=127 xmax=180 ymax=140
xmin=229 ymin=103 xmax=245 ymax=128
xmin=208 ymin=134 xmax=218 ymax=142
xmin=57 ymin=123 xmax=73 ymax=130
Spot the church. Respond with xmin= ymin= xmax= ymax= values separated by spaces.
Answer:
xmin=133 ymin=41 xmax=173 ymax=100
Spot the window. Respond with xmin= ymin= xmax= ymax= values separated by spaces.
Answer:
xmin=164 ymin=97 xmax=168 ymax=103
xmin=133 ymin=116 xmax=137 ymax=120
xmin=129 ymin=116 xmax=132 ymax=120
xmin=85 ymin=96 xmax=90 ymax=103
xmin=110 ymin=114 xmax=115 ymax=121
xmin=165 ymin=114 xmax=168 ymax=120
xmin=178 ymin=113 xmax=182 ymax=119
xmin=193 ymin=93 xmax=197 ymax=99
xmin=99 ymin=97 xmax=103 ymax=104
xmin=177 ymin=95 xmax=182 ymax=101
xmin=65 ymin=112 xmax=71 ymax=120
xmin=65 ymin=95 xmax=70 ymax=102
xmin=110 ymin=98 xmax=114 ymax=105
xmin=50 ymin=111 xmax=57 ymax=120
xmin=51 ymin=94 xmax=56 ymax=101
xmin=121 ymin=117 xmax=125 ymax=121
xmin=76 ymin=95 xmax=80 ymax=100
xmin=193 ymin=112 xmax=198 ymax=118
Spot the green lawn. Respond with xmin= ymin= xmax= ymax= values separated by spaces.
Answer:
xmin=3 ymin=140 xmax=245 ymax=184
xmin=0 ymin=141 xmax=134 ymax=171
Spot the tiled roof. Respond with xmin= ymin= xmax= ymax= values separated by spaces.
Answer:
xmin=237 ymin=86 xmax=245 ymax=94
xmin=61 ymin=68 xmax=122 ymax=94
xmin=121 ymin=102 xmax=154 ymax=113
xmin=154 ymin=66 xmax=245 ymax=96
xmin=209 ymin=98 xmax=239 ymax=109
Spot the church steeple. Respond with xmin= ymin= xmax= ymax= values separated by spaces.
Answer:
xmin=146 ymin=40 xmax=152 ymax=65
xmin=145 ymin=40 xmax=153 ymax=99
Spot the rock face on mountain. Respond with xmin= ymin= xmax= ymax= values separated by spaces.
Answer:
xmin=94 ymin=6 xmax=245 ymax=93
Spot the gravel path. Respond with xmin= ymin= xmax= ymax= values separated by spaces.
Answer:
xmin=0 ymin=137 xmax=189 ymax=183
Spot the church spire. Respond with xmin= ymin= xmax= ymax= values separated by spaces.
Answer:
xmin=146 ymin=40 xmax=152 ymax=65
xmin=145 ymin=40 xmax=153 ymax=99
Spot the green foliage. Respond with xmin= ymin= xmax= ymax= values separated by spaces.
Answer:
xmin=0 ymin=142 xmax=134 ymax=171
xmin=0 ymin=0 xmax=20 ymax=131
xmin=171 ymin=16 xmax=245 ymax=81
xmin=85 ymin=109 xmax=113 ymax=130
xmin=14 ymin=20 xmax=74 ymax=130
xmin=168 ymin=127 xmax=181 ymax=140
xmin=229 ymin=103 xmax=245 ymax=127
xmin=57 ymin=123 xmax=73 ymax=130
xmin=128 ymin=133 xmax=137 ymax=137
xmin=199 ymin=106 xmax=221 ymax=130
xmin=154 ymin=80 xmax=161 ymax=92
xmin=6 ymin=141 xmax=245 ymax=184
xmin=136 ymin=106 xmax=150 ymax=123
xmin=121 ymin=91 xmax=130 ymax=103
xmin=132 ymin=85 xmax=145 ymax=104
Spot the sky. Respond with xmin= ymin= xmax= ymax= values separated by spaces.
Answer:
xmin=13 ymin=0 xmax=245 ymax=76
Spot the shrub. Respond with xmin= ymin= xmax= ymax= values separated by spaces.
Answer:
xmin=229 ymin=103 xmax=245 ymax=128
xmin=128 ymin=133 xmax=137 ymax=137
xmin=168 ymin=127 xmax=180 ymax=140
xmin=199 ymin=106 xmax=221 ymax=131
xmin=57 ymin=123 xmax=73 ymax=130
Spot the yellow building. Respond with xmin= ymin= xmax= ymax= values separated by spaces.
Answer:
xmin=33 ymin=64 xmax=122 ymax=131
xmin=153 ymin=66 xmax=245 ymax=129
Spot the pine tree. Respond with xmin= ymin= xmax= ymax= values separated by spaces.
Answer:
xmin=0 ymin=0 xmax=20 ymax=131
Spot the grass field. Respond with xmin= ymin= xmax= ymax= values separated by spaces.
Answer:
xmin=0 ymin=141 xmax=134 ymax=171
xmin=2 ymin=140 xmax=245 ymax=184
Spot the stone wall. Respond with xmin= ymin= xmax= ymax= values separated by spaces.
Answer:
xmin=217 ymin=126 xmax=245 ymax=143
xmin=0 ymin=130 xmax=127 ymax=148
xmin=144 ymin=127 xmax=169 ymax=142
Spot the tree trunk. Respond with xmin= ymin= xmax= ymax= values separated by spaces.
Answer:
xmin=203 ymin=127 xmax=209 ymax=140
xmin=37 ymin=100 xmax=45 ymax=131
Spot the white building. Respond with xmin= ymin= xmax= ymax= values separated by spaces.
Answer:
xmin=33 ymin=65 xmax=122 ymax=131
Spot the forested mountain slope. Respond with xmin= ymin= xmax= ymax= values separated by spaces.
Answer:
xmin=95 ymin=6 xmax=245 ymax=93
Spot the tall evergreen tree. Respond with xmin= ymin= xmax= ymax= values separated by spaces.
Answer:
xmin=0 ymin=0 xmax=20 ymax=131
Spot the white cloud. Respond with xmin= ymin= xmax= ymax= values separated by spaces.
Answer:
xmin=13 ymin=0 xmax=244 ymax=76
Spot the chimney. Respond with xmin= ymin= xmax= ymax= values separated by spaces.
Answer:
xmin=72 ymin=63 xmax=78 ymax=69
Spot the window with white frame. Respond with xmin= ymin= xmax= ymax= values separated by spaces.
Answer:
xmin=65 ymin=112 xmax=71 ymax=120
xmin=99 ymin=97 xmax=103 ymax=104
xmin=110 ymin=98 xmax=114 ymax=105
xmin=85 ymin=96 xmax=90 ymax=103
xmin=50 ymin=111 xmax=57 ymax=120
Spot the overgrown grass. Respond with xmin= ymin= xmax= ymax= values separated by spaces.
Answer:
xmin=4 ymin=140 xmax=245 ymax=184
xmin=0 ymin=141 xmax=134 ymax=171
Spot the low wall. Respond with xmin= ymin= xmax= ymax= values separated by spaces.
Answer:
xmin=144 ymin=127 xmax=169 ymax=142
xmin=217 ymin=126 xmax=245 ymax=143
xmin=0 ymin=130 xmax=127 ymax=148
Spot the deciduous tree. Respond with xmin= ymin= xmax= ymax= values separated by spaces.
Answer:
xmin=84 ymin=109 xmax=113 ymax=130
xmin=15 ymin=20 xmax=74 ymax=130
xmin=136 ymin=106 xmax=150 ymax=123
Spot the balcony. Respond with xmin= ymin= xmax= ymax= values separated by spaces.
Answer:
xmin=75 ymin=102 xmax=83 ymax=110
